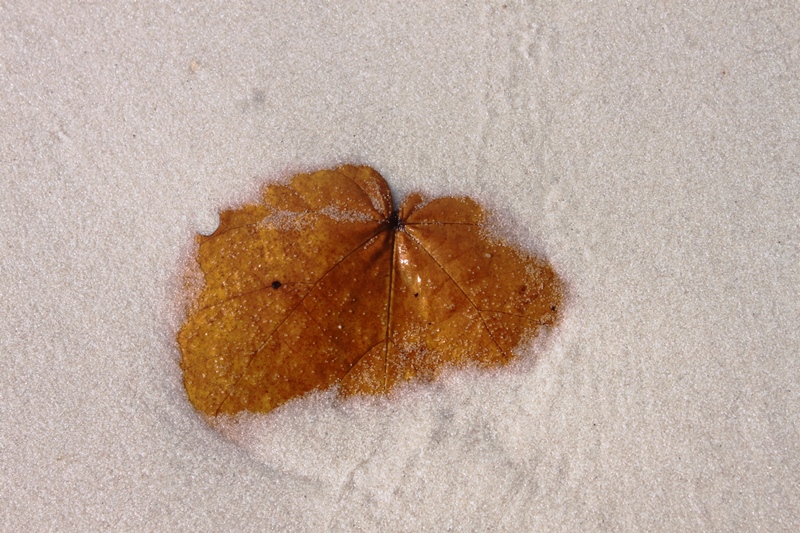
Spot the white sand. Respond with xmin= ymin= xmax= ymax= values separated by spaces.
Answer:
xmin=2 ymin=1 xmax=798 ymax=530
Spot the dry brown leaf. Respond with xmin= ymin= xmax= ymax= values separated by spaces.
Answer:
xmin=178 ymin=165 xmax=563 ymax=416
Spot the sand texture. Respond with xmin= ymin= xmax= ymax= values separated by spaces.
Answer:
xmin=1 ymin=2 xmax=798 ymax=531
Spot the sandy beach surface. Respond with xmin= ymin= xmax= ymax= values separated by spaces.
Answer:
xmin=2 ymin=2 xmax=798 ymax=531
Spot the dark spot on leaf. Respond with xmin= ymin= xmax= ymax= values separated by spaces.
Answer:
xmin=388 ymin=209 xmax=401 ymax=230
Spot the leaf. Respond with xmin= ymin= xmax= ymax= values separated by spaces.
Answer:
xmin=178 ymin=165 xmax=563 ymax=416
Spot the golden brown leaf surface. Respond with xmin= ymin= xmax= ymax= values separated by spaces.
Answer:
xmin=178 ymin=165 xmax=563 ymax=416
